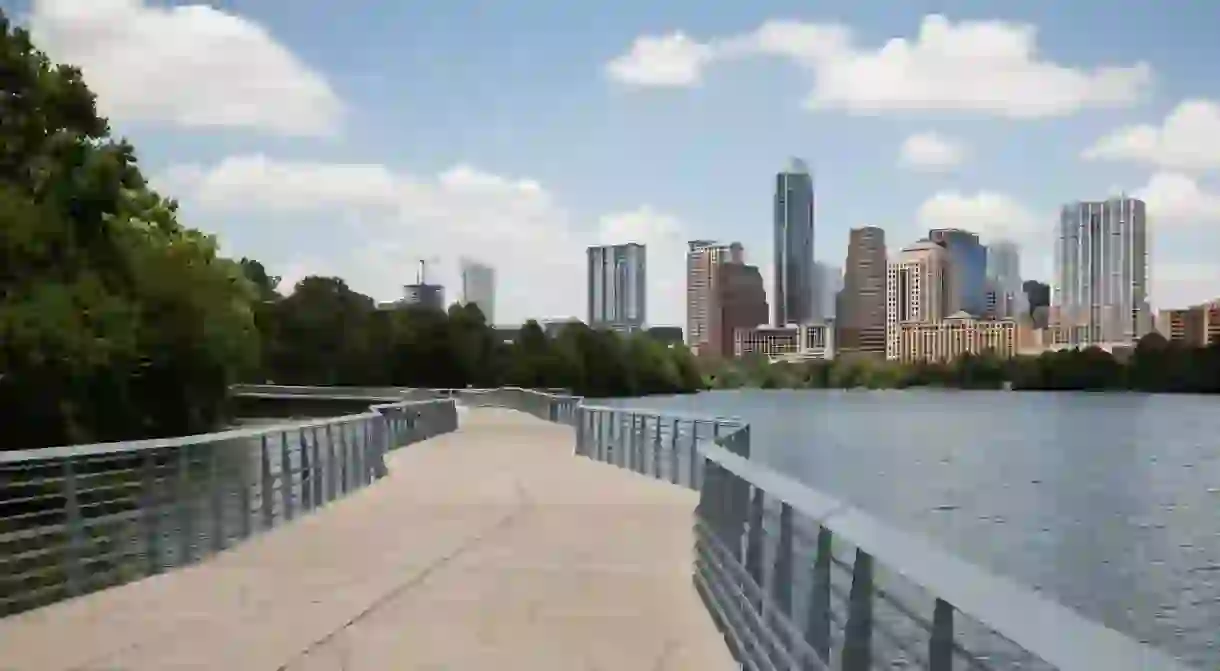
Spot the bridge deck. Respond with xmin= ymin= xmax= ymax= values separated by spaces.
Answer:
xmin=0 ymin=409 xmax=735 ymax=671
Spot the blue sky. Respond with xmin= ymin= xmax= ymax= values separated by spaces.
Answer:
xmin=8 ymin=0 xmax=1220 ymax=326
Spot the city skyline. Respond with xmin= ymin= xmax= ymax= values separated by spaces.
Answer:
xmin=26 ymin=2 xmax=1220 ymax=325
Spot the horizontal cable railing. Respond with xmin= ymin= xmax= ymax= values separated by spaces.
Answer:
xmin=514 ymin=399 xmax=1192 ymax=671
xmin=0 ymin=396 xmax=457 ymax=618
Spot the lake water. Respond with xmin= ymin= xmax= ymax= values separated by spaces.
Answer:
xmin=600 ymin=389 xmax=1220 ymax=668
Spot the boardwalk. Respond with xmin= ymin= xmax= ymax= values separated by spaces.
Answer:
xmin=0 ymin=409 xmax=736 ymax=670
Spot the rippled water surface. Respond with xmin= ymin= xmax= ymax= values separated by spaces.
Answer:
xmin=601 ymin=389 xmax=1220 ymax=668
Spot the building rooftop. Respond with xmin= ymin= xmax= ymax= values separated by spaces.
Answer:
xmin=783 ymin=157 xmax=810 ymax=174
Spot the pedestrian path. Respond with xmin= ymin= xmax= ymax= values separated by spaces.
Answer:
xmin=0 ymin=409 xmax=736 ymax=670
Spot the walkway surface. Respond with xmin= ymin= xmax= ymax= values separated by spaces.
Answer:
xmin=0 ymin=409 xmax=736 ymax=671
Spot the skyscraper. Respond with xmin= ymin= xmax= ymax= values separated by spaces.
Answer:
xmin=814 ymin=262 xmax=842 ymax=320
xmin=886 ymin=240 xmax=951 ymax=359
xmin=1055 ymin=196 xmax=1150 ymax=345
xmin=928 ymin=228 xmax=988 ymax=316
xmin=587 ymin=243 xmax=647 ymax=331
xmin=840 ymin=226 xmax=888 ymax=355
xmin=711 ymin=261 xmax=768 ymax=358
xmin=986 ymin=240 xmax=1025 ymax=319
xmin=686 ymin=240 xmax=743 ymax=351
xmin=774 ymin=158 xmax=815 ymax=326
xmin=459 ymin=257 xmax=496 ymax=323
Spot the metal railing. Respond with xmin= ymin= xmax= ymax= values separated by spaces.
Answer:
xmin=0 ymin=397 xmax=457 ymax=618
xmin=452 ymin=387 xmax=581 ymax=425
xmin=561 ymin=402 xmax=1192 ymax=671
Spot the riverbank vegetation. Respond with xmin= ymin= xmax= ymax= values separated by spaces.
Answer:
xmin=706 ymin=334 xmax=1220 ymax=394
xmin=0 ymin=15 xmax=700 ymax=449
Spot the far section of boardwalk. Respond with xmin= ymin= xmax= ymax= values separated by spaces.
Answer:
xmin=0 ymin=409 xmax=736 ymax=671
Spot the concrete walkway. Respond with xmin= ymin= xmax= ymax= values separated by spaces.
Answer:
xmin=0 ymin=409 xmax=736 ymax=671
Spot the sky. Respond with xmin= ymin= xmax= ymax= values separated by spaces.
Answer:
xmin=6 ymin=0 xmax=1220 ymax=326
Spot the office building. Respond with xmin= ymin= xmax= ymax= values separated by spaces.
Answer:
xmin=1054 ymin=196 xmax=1150 ymax=346
xmin=402 ymin=283 xmax=445 ymax=311
xmin=839 ymin=226 xmax=888 ymax=355
xmin=734 ymin=323 xmax=835 ymax=361
xmin=774 ymin=158 xmax=816 ymax=326
xmin=1157 ymin=301 xmax=1220 ymax=346
xmin=928 ymin=228 xmax=988 ymax=316
xmin=815 ymin=262 xmax=843 ymax=320
xmin=459 ymin=257 xmax=496 ymax=323
xmin=886 ymin=240 xmax=951 ymax=359
xmin=686 ymin=240 xmax=743 ymax=352
xmin=711 ymin=261 xmax=769 ymax=358
xmin=892 ymin=314 xmax=1018 ymax=363
xmin=986 ymin=240 xmax=1026 ymax=319
xmin=587 ymin=243 xmax=646 ymax=331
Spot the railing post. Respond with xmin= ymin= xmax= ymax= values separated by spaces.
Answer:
xmin=299 ymin=429 xmax=312 ymax=512
xmin=61 ymin=457 xmax=85 ymax=597
xmin=687 ymin=420 xmax=699 ymax=488
xmin=177 ymin=446 xmax=193 ymax=566
xmin=280 ymin=431 xmax=294 ymax=521
xmin=772 ymin=503 xmax=794 ymax=615
xmin=325 ymin=424 xmax=338 ymax=502
xmin=260 ymin=435 xmax=274 ymax=531
xmin=237 ymin=444 xmax=252 ymax=541
xmin=652 ymin=416 xmax=662 ymax=478
xmin=338 ymin=422 xmax=350 ymax=494
xmin=805 ymin=526 xmax=833 ymax=664
xmin=141 ymin=452 xmax=162 ymax=575
xmin=311 ymin=427 xmax=326 ymax=501
xmin=744 ymin=487 xmax=765 ymax=611
xmin=670 ymin=418 xmax=679 ymax=484
xmin=929 ymin=599 xmax=955 ymax=671
xmin=209 ymin=445 xmax=224 ymax=553
xmin=352 ymin=422 xmax=366 ymax=487
xmin=842 ymin=549 xmax=875 ymax=671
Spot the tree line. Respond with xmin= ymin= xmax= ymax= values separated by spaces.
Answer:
xmin=709 ymin=333 xmax=1220 ymax=393
xmin=0 ymin=14 xmax=700 ymax=450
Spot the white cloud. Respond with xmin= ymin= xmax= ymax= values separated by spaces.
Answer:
xmin=157 ymin=155 xmax=692 ymax=327
xmin=605 ymin=32 xmax=716 ymax=87
xmin=1083 ymin=100 xmax=1220 ymax=172
xmin=607 ymin=14 xmax=1152 ymax=118
xmin=916 ymin=190 xmax=1040 ymax=241
xmin=1134 ymin=172 xmax=1220 ymax=226
xmin=898 ymin=132 xmax=966 ymax=171
xmin=1153 ymin=263 xmax=1220 ymax=310
xmin=29 ymin=0 xmax=342 ymax=136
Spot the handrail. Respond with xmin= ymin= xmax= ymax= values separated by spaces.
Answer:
xmin=0 ymin=393 xmax=458 ymax=618
xmin=523 ymin=395 xmax=1196 ymax=671
xmin=699 ymin=441 xmax=1189 ymax=671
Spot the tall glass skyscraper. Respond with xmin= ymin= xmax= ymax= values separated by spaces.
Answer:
xmin=587 ymin=243 xmax=647 ymax=331
xmin=773 ymin=158 xmax=815 ymax=326
xmin=459 ymin=257 xmax=496 ymax=324
xmin=928 ymin=228 xmax=988 ymax=316
xmin=1055 ymin=197 xmax=1149 ymax=345
xmin=986 ymin=240 xmax=1025 ymax=319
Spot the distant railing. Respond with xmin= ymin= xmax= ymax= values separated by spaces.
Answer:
xmin=450 ymin=387 xmax=581 ymax=425
xmin=0 ymin=396 xmax=457 ymax=617
xmin=485 ymin=391 xmax=1191 ymax=670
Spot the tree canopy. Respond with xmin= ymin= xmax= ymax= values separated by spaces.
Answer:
xmin=247 ymin=275 xmax=704 ymax=398
xmin=706 ymin=334 xmax=1220 ymax=393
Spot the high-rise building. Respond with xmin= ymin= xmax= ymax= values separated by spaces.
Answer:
xmin=402 ymin=283 xmax=445 ymax=311
xmin=928 ymin=228 xmax=988 ymax=316
xmin=459 ymin=257 xmax=496 ymax=323
xmin=711 ymin=261 xmax=769 ymax=358
xmin=886 ymin=240 xmax=951 ymax=359
xmin=686 ymin=240 xmax=743 ymax=351
xmin=840 ymin=226 xmax=888 ymax=355
xmin=814 ymin=262 xmax=843 ymax=320
xmin=986 ymin=240 xmax=1026 ymax=319
xmin=774 ymin=158 xmax=816 ymax=326
xmin=587 ymin=243 xmax=647 ymax=331
xmin=1054 ymin=196 xmax=1150 ymax=346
